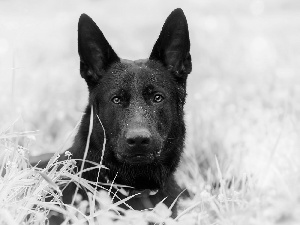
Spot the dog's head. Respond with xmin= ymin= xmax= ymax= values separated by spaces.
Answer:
xmin=77 ymin=8 xmax=192 ymax=190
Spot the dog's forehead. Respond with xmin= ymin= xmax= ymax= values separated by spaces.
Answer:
xmin=103 ymin=59 xmax=173 ymax=91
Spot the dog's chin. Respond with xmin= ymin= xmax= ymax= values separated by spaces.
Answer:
xmin=107 ymin=151 xmax=166 ymax=190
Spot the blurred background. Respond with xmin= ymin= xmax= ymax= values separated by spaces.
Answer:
xmin=0 ymin=0 xmax=299 ymax=195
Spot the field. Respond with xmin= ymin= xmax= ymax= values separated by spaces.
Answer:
xmin=0 ymin=0 xmax=300 ymax=224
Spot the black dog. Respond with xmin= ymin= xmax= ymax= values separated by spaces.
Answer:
xmin=34 ymin=8 xmax=191 ymax=222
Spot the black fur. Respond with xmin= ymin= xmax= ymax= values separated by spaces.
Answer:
xmin=34 ymin=8 xmax=192 ymax=222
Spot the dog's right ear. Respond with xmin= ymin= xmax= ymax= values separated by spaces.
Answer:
xmin=150 ymin=8 xmax=191 ymax=84
xmin=78 ymin=14 xmax=119 ymax=86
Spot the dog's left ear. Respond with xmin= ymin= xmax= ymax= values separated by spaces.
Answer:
xmin=150 ymin=8 xmax=192 ymax=82
xmin=78 ymin=14 xmax=120 ymax=87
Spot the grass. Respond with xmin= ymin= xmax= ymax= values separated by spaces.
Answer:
xmin=1 ymin=0 xmax=300 ymax=224
xmin=2 ymin=118 xmax=299 ymax=225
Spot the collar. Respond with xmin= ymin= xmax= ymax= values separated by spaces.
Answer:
xmin=104 ymin=176 xmax=159 ymax=198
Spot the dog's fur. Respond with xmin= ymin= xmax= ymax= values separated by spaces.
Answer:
xmin=33 ymin=8 xmax=192 ymax=222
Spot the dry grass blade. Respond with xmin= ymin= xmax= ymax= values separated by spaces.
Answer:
xmin=71 ymin=106 xmax=94 ymax=206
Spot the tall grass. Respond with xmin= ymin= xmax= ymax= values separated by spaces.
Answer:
xmin=2 ymin=116 xmax=299 ymax=225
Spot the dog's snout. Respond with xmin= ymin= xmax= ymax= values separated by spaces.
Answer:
xmin=126 ymin=129 xmax=151 ymax=148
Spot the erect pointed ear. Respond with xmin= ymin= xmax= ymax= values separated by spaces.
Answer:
xmin=78 ymin=14 xmax=119 ymax=86
xmin=150 ymin=8 xmax=192 ymax=83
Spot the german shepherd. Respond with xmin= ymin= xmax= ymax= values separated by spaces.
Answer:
xmin=34 ymin=7 xmax=192 ymax=222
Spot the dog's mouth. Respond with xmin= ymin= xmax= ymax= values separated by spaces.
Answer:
xmin=116 ymin=149 xmax=162 ymax=165
xmin=125 ymin=153 xmax=154 ymax=164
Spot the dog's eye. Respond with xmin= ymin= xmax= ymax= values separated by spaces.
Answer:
xmin=153 ymin=94 xmax=164 ymax=103
xmin=112 ymin=96 xmax=122 ymax=104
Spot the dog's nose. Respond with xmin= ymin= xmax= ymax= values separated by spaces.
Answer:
xmin=126 ymin=128 xmax=151 ymax=148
